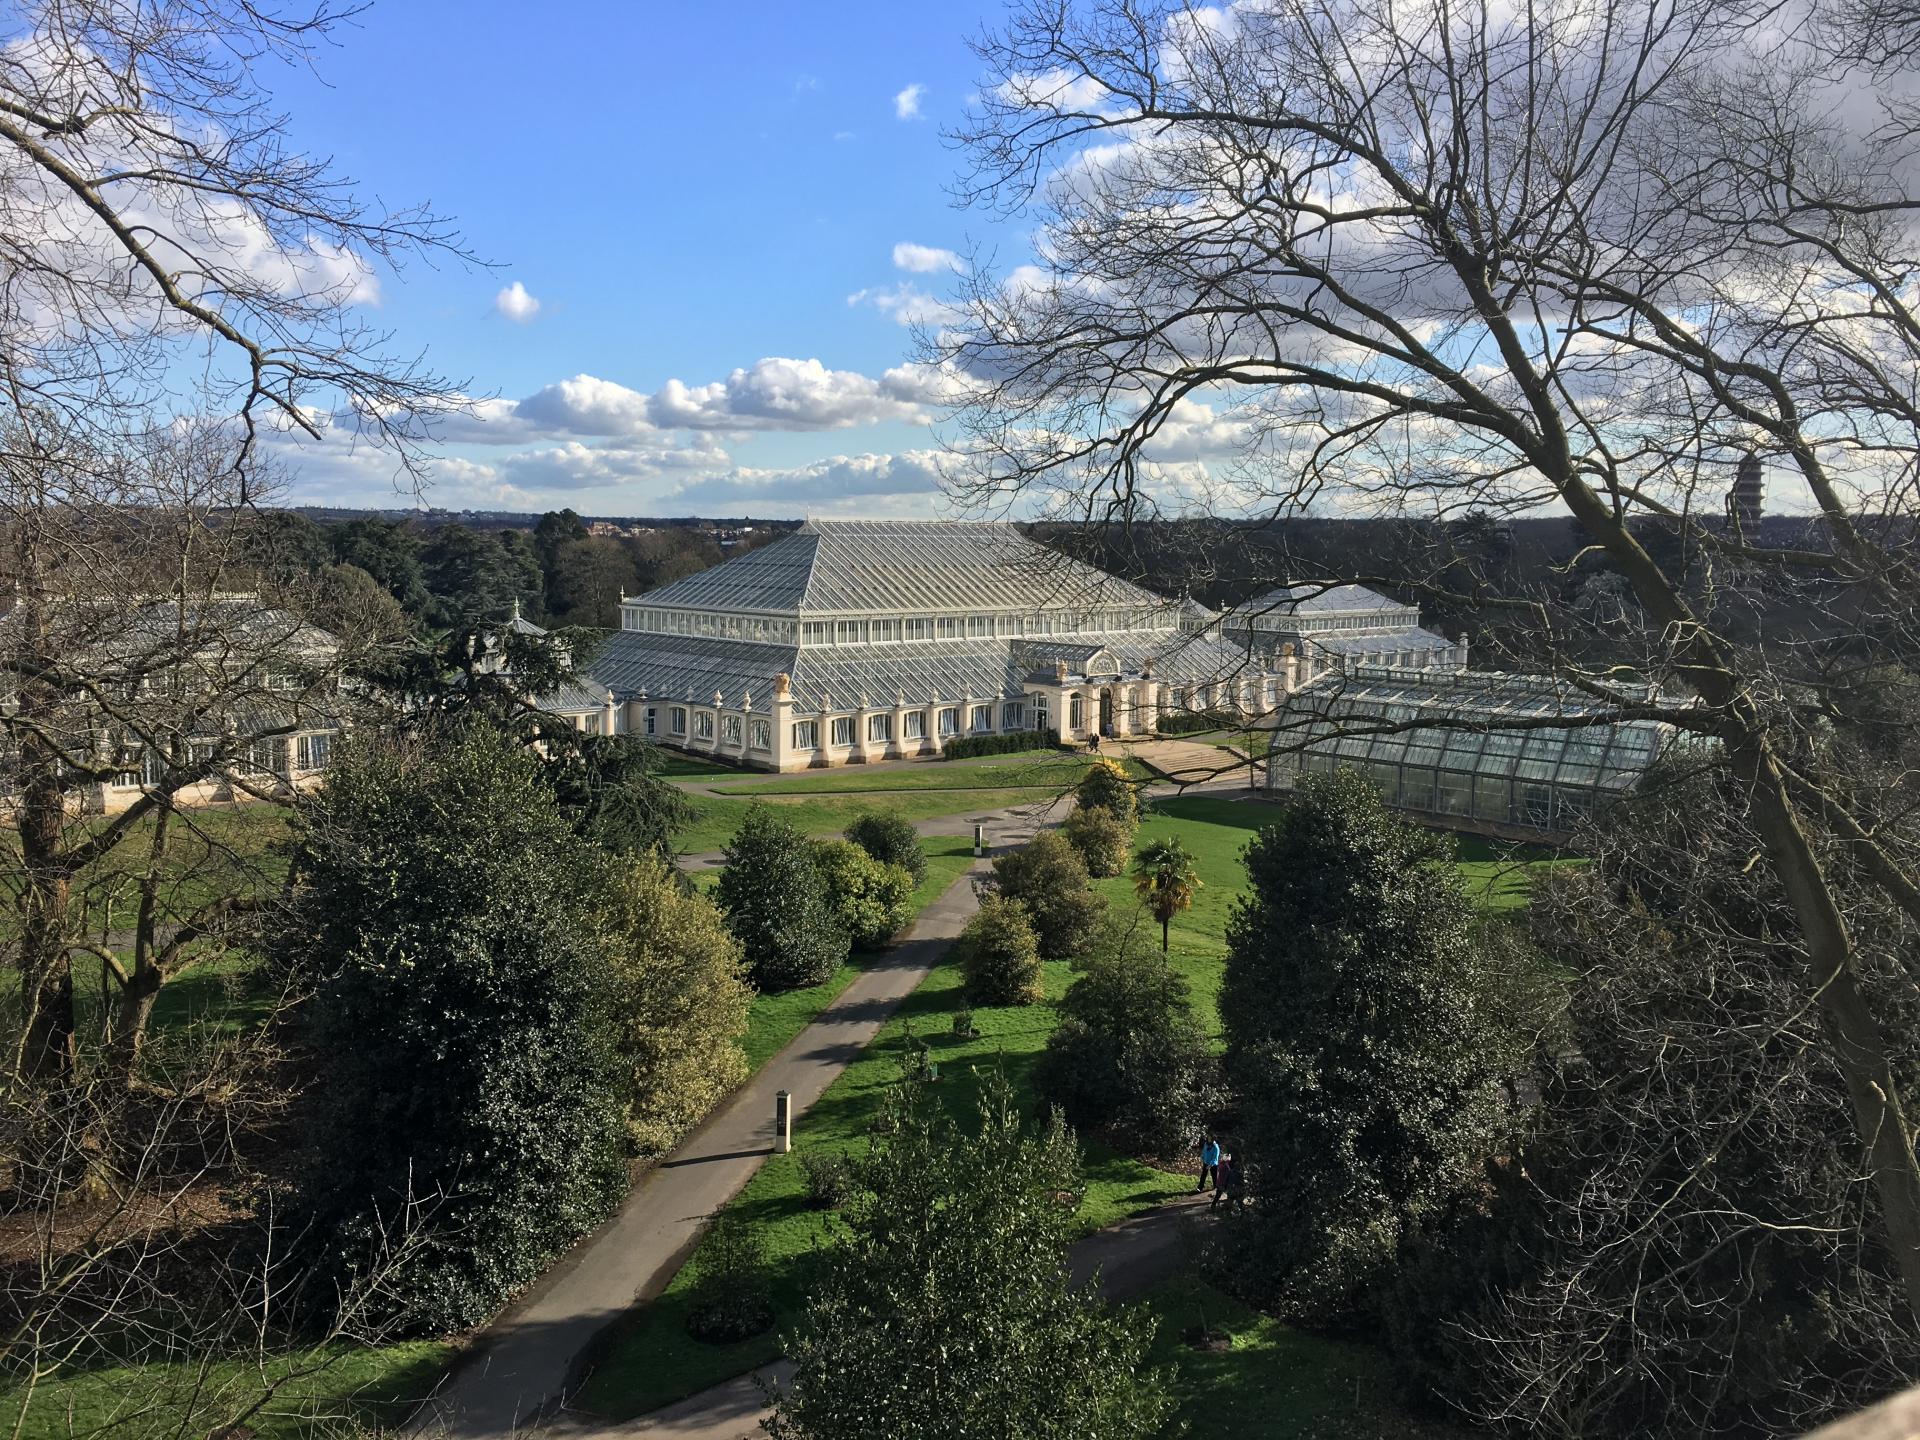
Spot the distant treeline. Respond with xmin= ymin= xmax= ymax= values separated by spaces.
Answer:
xmin=246 ymin=509 xmax=790 ymax=631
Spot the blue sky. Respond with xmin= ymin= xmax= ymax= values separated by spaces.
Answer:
xmin=273 ymin=1 xmax=1010 ymax=517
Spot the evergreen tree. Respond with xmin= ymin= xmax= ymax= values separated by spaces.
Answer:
xmin=289 ymin=723 xmax=628 ymax=1332
xmin=1222 ymin=768 xmax=1509 ymax=1320
xmin=991 ymin=831 xmax=1106 ymax=959
xmin=767 ymin=1068 xmax=1174 ymax=1440
xmin=716 ymin=806 xmax=849 ymax=990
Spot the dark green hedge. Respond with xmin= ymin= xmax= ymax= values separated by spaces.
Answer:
xmin=938 ymin=730 xmax=1069 ymax=760
xmin=1156 ymin=710 xmax=1236 ymax=736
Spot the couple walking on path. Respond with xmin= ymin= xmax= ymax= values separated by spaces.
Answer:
xmin=1197 ymin=1133 xmax=1244 ymax=1212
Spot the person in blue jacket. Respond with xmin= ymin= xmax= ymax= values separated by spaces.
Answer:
xmin=1197 ymin=1134 xmax=1221 ymax=1193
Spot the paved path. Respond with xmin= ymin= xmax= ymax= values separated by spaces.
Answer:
xmin=549 ymin=1194 xmax=1214 ymax=1440
xmin=409 ymin=795 xmax=1066 ymax=1440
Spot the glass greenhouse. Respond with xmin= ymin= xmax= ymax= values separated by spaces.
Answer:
xmin=1265 ymin=667 xmax=1675 ymax=838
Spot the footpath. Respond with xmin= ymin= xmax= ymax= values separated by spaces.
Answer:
xmin=408 ymin=794 xmax=1064 ymax=1439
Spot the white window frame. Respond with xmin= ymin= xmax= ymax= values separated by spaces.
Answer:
xmin=792 ymin=720 xmax=820 ymax=749
xmin=867 ymin=713 xmax=893 ymax=742
xmin=970 ymin=704 xmax=992 ymax=733
xmin=938 ymin=707 xmax=959 ymax=737
xmin=831 ymin=716 xmax=854 ymax=746
xmin=904 ymin=710 xmax=926 ymax=740
xmin=750 ymin=718 xmax=771 ymax=751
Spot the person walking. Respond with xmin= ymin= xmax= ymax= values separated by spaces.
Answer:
xmin=1196 ymin=1135 xmax=1221 ymax=1193
xmin=1210 ymin=1152 xmax=1234 ymax=1212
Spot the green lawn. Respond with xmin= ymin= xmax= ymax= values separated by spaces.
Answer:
xmin=705 ymin=755 xmax=1148 ymax=797
xmin=675 ymin=788 xmax=1054 ymax=855
xmin=0 ymin=1340 xmax=453 ymax=1440
xmin=1140 ymin=1278 xmax=1467 ymax=1438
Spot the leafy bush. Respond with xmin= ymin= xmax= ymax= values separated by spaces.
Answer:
xmin=1063 ymin=803 xmax=1135 ymax=878
xmin=1073 ymin=757 xmax=1138 ymax=821
xmin=602 ymin=853 xmax=753 ymax=1156
xmin=1155 ymin=709 xmax=1235 ymax=736
xmin=991 ymin=831 xmax=1107 ymax=959
xmin=811 ymin=839 xmax=916 ymax=950
xmin=290 ymin=723 xmax=627 ymax=1333
xmin=957 ymin=895 xmax=1045 ymax=1006
xmin=844 ymin=810 xmax=928 ymax=884
xmin=951 ymin=1007 xmax=977 ymax=1039
xmin=938 ymin=729 xmax=1065 ymax=760
xmin=801 ymin=1150 xmax=857 ymax=1210
xmin=1037 ymin=924 xmax=1222 ymax=1158
xmin=716 ymin=805 xmax=849 ymax=990
xmin=1221 ymin=769 xmax=1511 ymax=1322
xmin=685 ymin=1210 xmax=775 ymax=1343
xmin=767 ymin=1068 xmax=1175 ymax=1439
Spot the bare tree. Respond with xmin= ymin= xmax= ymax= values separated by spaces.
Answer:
xmin=0 ymin=0 xmax=470 ymax=477
xmin=1 ymin=409 xmax=396 ymax=1088
xmin=944 ymin=0 xmax=1920 ymax=1325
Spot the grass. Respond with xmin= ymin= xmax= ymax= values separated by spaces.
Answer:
xmin=1140 ymin=1277 xmax=1468 ymax=1438
xmin=651 ymin=750 xmax=757 ymax=779
xmin=0 ymin=802 xmax=293 ymax=942
xmin=705 ymin=755 xmax=1149 ymax=797
xmin=0 ymin=1340 xmax=454 ymax=1440
xmin=674 ymin=788 xmax=1053 ymax=855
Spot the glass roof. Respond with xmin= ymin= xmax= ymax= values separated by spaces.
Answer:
xmin=630 ymin=519 xmax=1170 ymax=619
xmin=1274 ymin=666 xmax=1674 ymax=793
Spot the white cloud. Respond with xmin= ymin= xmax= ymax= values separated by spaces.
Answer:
xmin=892 ymin=241 xmax=961 ymax=273
xmin=894 ymin=82 xmax=926 ymax=120
xmin=671 ymin=450 xmax=948 ymax=508
xmin=494 ymin=280 xmax=541 ymax=323
xmin=846 ymin=283 xmax=960 ymax=328
xmin=643 ymin=357 xmax=939 ymax=431
xmin=516 ymin=374 xmax=655 ymax=437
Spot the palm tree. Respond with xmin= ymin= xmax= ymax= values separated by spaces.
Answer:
xmin=1132 ymin=838 xmax=1201 ymax=953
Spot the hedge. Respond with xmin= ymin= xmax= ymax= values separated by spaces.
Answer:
xmin=1155 ymin=710 xmax=1237 ymax=737
xmin=938 ymin=730 xmax=1069 ymax=760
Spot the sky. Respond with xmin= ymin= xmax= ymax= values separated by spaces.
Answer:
xmin=269 ymin=1 xmax=1010 ymax=518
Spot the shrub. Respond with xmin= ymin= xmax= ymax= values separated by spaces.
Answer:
xmin=991 ymin=831 xmax=1107 ymax=959
xmin=1073 ymin=757 xmax=1139 ymax=821
xmin=768 ymin=1068 xmax=1175 ymax=1439
xmin=811 ymin=839 xmax=916 ymax=950
xmin=602 ymin=854 xmax=753 ymax=1156
xmin=951 ymin=1007 xmax=977 ymax=1039
xmin=1036 ymin=924 xmax=1221 ymax=1158
xmin=685 ymin=1210 xmax=775 ymax=1343
xmin=1156 ymin=709 xmax=1234 ymax=736
xmin=801 ymin=1150 xmax=857 ymax=1210
xmin=1063 ymin=803 xmax=1135 ymax=878
xmin=938 ymin=729 xmax=1065 ymax=760
xmin=290 ymin=723 xmax=627 ymax=1333
xmin=957 ymin=895 xmax=1045 ymax=1006
xmin=1221 ymin=769 xmax=1510 ymax=1322
xmin=716 ymin=805 xmax=850 ymax=990
xmin=844 ymin=810 xmax=928 ymax=885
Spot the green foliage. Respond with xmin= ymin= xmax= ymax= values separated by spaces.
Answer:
xmin=951 ymin=1006 xmax=977 ymax=1039
xmin=938 ymin=729 xmax=1066 ymax=760
xmin=602 ymin=854 xmax=753 ymax=1156
xmin=544 ymin=730 xmax=695 ymax=856
xmin=1073 ymin=756 xmax=1139 ymax=821
xmin=419 ymin=522 xmax=540 ymax=628
xmin=811 ymin=838 xmax=915 ymax=950
xmin=330 ymin=516 xmax=427 ymax=616
xmin=991 ymin=830 xmax=1107 ymax=959
xmin=716 ymin=806 xmax=850 ymax=990
xmin=1038 ymin=923 xmax=1221 ymax=1158
xmin=800 ymin=1150 xmax=857 ymax=1210
xmin=766 ymin=1068 xmax=1176 ymax=1440
xmin=957 ymin=894 xmax=1045 ymax=1007
xmin=1221 ymin=769 xmax=1513 ymax=1321
xmin=1133 ymin=837 xmax=1203 ymax=951
xmin=1156 ymin=709 xmax=1235 ymax=736
xmin=685 ymin=1210 xmax=775 ymax=1344
xmin=1063 ymin=802 xmax=1135 ymax=879
xmin=844 ymin=810 xmax=928 ymax=884
xmin=289 ymin=723 xmax=628 ymax=1333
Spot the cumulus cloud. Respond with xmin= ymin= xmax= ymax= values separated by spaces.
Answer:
xmin=892 ymin=241 xmax=961 ymax=273
xmin=894 ymin=82 xmax=926 ymax=120
xmin=494 ymin=280 xmax=541 ymax=323
xmin=639 ymin=357 xmax=942 ymax=431
xmin=671 ymin=449 xmax=948 ymax=508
